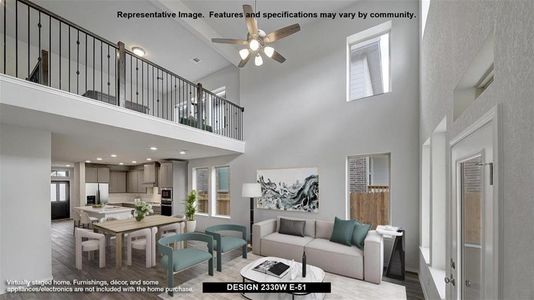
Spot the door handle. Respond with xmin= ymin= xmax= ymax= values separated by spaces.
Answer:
xmin=465 ymin=280 xmax=472 ymax=287
xmin=445 ymin=274 xmax=456 ymax=286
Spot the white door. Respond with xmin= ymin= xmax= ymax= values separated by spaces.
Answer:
xmin=448 ymin=109 xmax=499 ymax=300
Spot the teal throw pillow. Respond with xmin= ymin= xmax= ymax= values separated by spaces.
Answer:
xmin=351 ymin=221 xmax=371 ymax=249
xmin=330 ymin=217 xmax=356 ymax=246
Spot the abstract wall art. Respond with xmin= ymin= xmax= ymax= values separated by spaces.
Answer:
xmin=256 ymin=168 xmax=319 ymax=213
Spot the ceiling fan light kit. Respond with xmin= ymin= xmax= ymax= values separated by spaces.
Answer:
xmin=211 ymin=4 xmax=301 ymax=67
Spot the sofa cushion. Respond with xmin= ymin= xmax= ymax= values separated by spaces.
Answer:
xmin=160 ymin=248 xmax=212 ymax=272
xmin=276 ymin=216 xmax=315 ymax=237
xmin=214 ymin=236 xmax=247 ymax=253
xmin=315 ymin=219 xmax=334 ymax=239
xmin=279 ymin=218 xmax=305 ymax=237
xmin=351 ymin=221 xmax=372 ymax=249
xmin=304 ymin=238 xmax=363 ymax=279
xmin=261 ymin=232 xmax=313 ymax=262
xmin=330 ymin=217 xmax=356 ymax=246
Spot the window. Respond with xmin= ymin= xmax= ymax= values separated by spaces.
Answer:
xmin=51 ymin=169 xmax=69 ymax=177
xmin=347 ymin=21 xmax=391 ymax=102
xmin=347 ymin=154 xmax=390 ymax=228
xmin=215 ymin=166 xmax=230 ymax=216
xmin=193 ymin=167 xmax=209 ymax=214
xmin=50 ymin=182 xmax=69 ymax=202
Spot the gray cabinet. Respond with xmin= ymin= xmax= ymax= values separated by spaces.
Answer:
xmin=127 ymin=169 xmax=146 ymax=193
xmin=97 ymin=167 xmax=110 ymax=183
xmin=143 ymin=163 xmax=158 ymax=184
xmin=85 ymin=167 xmax=98 ymax=183
xmin=158 ymin=162 xmax=173 ymax=188
xmin=110 ymin=171 xmax=126 ymax=193
xmin=86 ymin=166 xmax=110 ymax=183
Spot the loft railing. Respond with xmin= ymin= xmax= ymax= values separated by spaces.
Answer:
xmin=0 ymin=0 xmax=244 ymax=140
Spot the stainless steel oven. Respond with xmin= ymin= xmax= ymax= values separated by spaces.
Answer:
xmin=161 ymin=188 xmax=173 ymax=216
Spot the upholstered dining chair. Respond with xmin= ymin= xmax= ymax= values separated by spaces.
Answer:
xmin=126 ymin=227 xmax=158 ymax=268
xmin=75 ymin=228 xmax=105 ymax=270
xmin=159 ymin=222 xmax=185 ymax=249
xmin=158 ymin=233 xmax=213 ymax=296
xmin=205 ymin=224 xmax=247 ymax=272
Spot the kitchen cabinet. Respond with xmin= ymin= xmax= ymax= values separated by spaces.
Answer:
xmin=143 ymin=163 xmax=158 ymax=184
xmin=97 ymin=167 xmax=110 ymax=183
xmin=109 ymin=171 xmax=126 ymax=193
xmin=86 ymin=166 xmax=110 ymax=183
xmin=127 ymin=169 xmax=146 ymax=193
xmin=158 ymin=162 xmax=173 ymax=188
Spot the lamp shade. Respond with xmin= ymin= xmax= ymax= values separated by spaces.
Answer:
xmin=242 ymin=183 xmax=262 ymax=198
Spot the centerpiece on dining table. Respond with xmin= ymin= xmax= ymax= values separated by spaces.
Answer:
xmin=134 ymin=199 xmax=153 ymax=221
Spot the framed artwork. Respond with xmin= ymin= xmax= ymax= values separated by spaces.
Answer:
xmin=256 ymin=167 xmax=319 ymax=213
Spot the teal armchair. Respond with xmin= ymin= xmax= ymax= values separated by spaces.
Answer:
xmin=158 ymin=233 xmax=214 ymax=296
xmin=205 ymin=224 xmax=247 ymax=272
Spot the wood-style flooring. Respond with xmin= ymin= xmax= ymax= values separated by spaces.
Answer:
xmin=0 ymin=220 xmax=424 ymax=300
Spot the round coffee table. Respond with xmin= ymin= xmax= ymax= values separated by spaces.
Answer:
xmin=240 ymin=256 xmax=326 ymax=300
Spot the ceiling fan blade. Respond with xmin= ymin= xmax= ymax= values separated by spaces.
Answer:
xmin=264 ymin=24 xmax=301 ymax=43
xmin=238 ymin=55 xmax=251 ymax=68
xmin=270 ymin=50 xmax=286 ymax=63
xmin=243 ymin=5 xmax=258 ymax=35
xmin=211 ymin=38 xmax=248 ymax=45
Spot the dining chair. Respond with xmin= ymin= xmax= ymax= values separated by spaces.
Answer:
xmin=75 ymin=228 xmax=105 ymax=270
xmin=126 ymin=227 xmax=158 ymax=268
xmin=160 ymin=222 xmax=185 ymax=249
xmin=79 ymin=211 xmax=98 ymax=229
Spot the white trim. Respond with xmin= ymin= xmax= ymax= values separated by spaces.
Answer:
xmin=450 ymin=106 xmax=498 ymax=146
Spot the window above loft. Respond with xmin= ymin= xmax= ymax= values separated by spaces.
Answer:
xmin=346 ymin=21 xmax=392 ymax=102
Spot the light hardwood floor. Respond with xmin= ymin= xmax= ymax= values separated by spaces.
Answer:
xmin=0 ymin=220 xmax=423 ymax=300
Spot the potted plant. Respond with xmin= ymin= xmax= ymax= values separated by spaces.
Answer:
xmin=185 ymin=190 xmax=197 ymax=232
xmin=134 ymin=199 xmax=153 ymax=222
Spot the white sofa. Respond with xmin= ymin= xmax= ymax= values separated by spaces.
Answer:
xmin=252 ymin=217 xmax=384 ymax=284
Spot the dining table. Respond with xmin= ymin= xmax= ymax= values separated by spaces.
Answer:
xmin=92 ymin=215 xmax=183 ymax=268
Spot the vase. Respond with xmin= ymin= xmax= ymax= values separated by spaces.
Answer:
xmin=135 ymin=214 xmax=144 ymax=222
xmin=186 ymin=220 xmax=196 ymax=232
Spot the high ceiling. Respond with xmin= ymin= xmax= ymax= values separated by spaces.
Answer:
xmin=33 ymin=0 xmax=232 ymax=81
xmin=31 ymin=0 xmax=359 ymax=79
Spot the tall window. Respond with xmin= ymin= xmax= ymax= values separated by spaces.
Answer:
xmin=347 ymin=21 xmax=391 ymax=101
xmin=348 ymin=154 xmax=391 ymax=228
xmin=193 ymin=167 xmax=209 ymax=214
xmin=215 ymin=166 xmax=230 ymax=216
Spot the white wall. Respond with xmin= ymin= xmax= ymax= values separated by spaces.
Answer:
xmin=420 ymin=0 xmax=534 ymax=298
xmin=0 ymin=123 xmax=52 ymax=294
xmin=196 ymin=65 xmax=240 ymax=105
xmin=192 ymin=0 xmax=420 ymax=270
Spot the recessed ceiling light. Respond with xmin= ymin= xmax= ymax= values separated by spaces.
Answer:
xmin=65 ymin=164 xmax=71 ymax=167
xmin=132 ymin=46 xmax=145 ymax=57
xmin=119 ymin=162 xmax=124 ymax=165
xmin=149 ymin=146 xmax=158 ymax=151
xmin=146 ymin=158 xmax=152 ymax=161
xmin=111 ymin=154 xmax=117 ymax=158
xmin=85 ymin=160 xmax=91 ymax=163
xmin=132 ymin=160 xmax=137 ymax=164
xmin=192 ymin=57 xmax=201 ymax=63
xmin=96 ymin=157 xmax=103 ymax=161
xmin=179 ymin=150 xmax=187 ymax=155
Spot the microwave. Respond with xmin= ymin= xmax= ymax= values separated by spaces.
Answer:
xmin=161 ymin=189 xmax=172 ymax=199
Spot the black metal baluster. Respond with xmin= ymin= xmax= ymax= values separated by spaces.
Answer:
xmin=84 ymin=33 xmax=87 ymax=93
xmin=152 ymin=66 xmax=154 ymax=117
xmin=26 ymin=5 xmax=29 ymax=78
xmin=76 ymin=30 xmax=79 ymax=94
xmin=58 ymin=21 xmax=61 ymax=90
xmin=15 ymin=0 xmax=19 ymax=77
xmin=107 ymin=44 xmax=111 ymax=95
xmin=136 ymin=58 xmax=139 ymax=105
xmin=113 ymin=48 xmax=116 ymax=98
xmin=3 ymin=0 xmax=6 ymax=74
xmin=38 ymin=12 xmax=41 ymax=79
xmin=141 ymin=61 xmax=144 ymax=110
xmin=48 ymin=15 xmax=51 ymax=86
xmin=92 ymin=37 xmax=95 ymax=92
xmin=100 ymin=41 xmax=102 ymax=95
xmin=68 ymin=26 xmax=70 ymax=92
xmin=129 ymin=54 xmax=132 ymax=103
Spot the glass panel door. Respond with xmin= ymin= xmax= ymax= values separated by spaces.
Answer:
xmin=461 ymin=156 xmax=483 ymax=300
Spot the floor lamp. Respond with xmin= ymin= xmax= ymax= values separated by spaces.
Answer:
xmin=242 ymin=183 xmax=262 ymax=246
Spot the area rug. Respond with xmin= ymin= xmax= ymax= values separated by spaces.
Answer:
xmin=159 ymin=253 xmax=406 ymax=300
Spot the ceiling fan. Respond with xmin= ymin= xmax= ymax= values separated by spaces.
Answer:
xmin=211 ymin=4 xmax=301 ymax=67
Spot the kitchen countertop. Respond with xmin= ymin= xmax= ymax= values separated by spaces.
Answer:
xmin=109 ymin=202 xmax=161 ymax=207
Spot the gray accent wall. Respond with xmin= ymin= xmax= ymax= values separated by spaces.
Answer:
xmin=191 ymin=0 xmax=420 ymax=271
xmin=420 ymin=0 xmax=534 ymax=298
